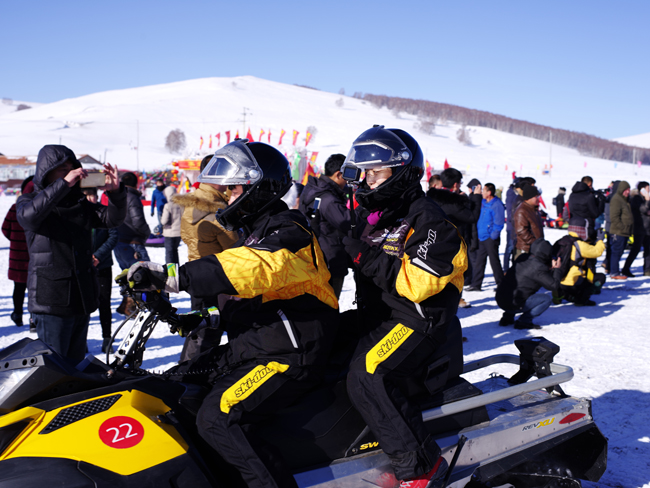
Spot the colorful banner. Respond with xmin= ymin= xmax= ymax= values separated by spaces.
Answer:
xmin=209 ymin=134 xmax=213 ymax=149
xmin=309 ymin=151 xmax=318 ymax=164
xmin=425 ymin=159 xmax=432 ymax=181
xmin=268 ymin=130 xmax=272 ymax=144
xmin=292 ymin=130 xmax=299 ymax=145
xmin=235 ymin=130 xmax=240 ymax=140
xmin=443 ymin=159 xmax=450 ymax=170
xmin=292 ymin=151 xmax=301 ymax=181
xmin=301 ymin=161 xmax=318 ymax=185
xmin=305 ymin=132 xmax=312 ymax=147
xmin=225 ymin=131 xmax=231 ymax=144
xmin=199 ymin=136 xmax=204 ymax=150
xmin=279 ymin=129 xmax=286 ymax=145
xmin=247 ymin=128 xmax=255 ymax=142
xmin=260 ymin=129 xmax=265 ymax=141
xmin=216 ymin=132 xmax=221 ymax=146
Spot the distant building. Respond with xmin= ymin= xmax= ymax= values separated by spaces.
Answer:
xmin=0 ymin=156 xmax=36 ymax=188
xmin=78 ymin=154 xmax=103 ymax=169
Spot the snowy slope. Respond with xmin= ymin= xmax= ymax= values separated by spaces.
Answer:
xmin=615 ymin=131 xmax=650 ymax=149
xmin=1 ymin=76 xmax=648 ymax=197
xmin=0 ymin=99 xmax=42 ymax=118
xmin=1 ymin=77 xmax=649 ymax=486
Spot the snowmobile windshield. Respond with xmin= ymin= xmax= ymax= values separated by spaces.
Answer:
xmin=198 ymin=140 xmax=263 ymax=186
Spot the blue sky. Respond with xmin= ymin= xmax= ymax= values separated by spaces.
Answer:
xmin=1 ymin=0 xmax=648 ymax=140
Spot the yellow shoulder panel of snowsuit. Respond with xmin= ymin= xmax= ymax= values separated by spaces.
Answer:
xmin=395 ymin=228 xmax=468 ymax=303
xmin=216 ymin=231 xmax=339 ymax=309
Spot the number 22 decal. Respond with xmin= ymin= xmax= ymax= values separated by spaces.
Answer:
xmin=99 ymin=416 xmax=144 ymax=449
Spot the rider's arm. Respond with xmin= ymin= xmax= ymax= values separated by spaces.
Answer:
xmin=357 ymin=218 xmax=467 ymax=303
xmin=179 ymin=220 xmax=325 ymax=301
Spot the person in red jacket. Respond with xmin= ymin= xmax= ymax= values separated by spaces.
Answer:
xmin=2 ymin=176 xmax=34 ymax=326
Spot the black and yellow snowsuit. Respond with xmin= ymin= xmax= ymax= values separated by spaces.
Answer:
xmin=347 ymin=186 xmax=467 ymax=480
xmin=178 ymin=202 xmax=339 ymax=488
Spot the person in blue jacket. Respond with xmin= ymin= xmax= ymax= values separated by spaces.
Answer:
xmin=150 ymin=178 xmax=167 ymax=231
xmin=469 ymin=183 xmax=505 ymax=290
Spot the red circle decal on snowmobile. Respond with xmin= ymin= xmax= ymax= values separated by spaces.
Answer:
xmin=99 ymin=416 xmax=144 ymax=448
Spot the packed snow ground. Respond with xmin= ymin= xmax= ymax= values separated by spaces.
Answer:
xmin=0 ymin=195 xmax=649 ymax=487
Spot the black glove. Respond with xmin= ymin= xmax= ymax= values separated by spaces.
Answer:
xmin=342 ymin=236 xmax=377 ymax=268
xmin=597 ymin=229 xmax=606 ymax=241
xmin=127 ymin=262 xmax=180 ymax=293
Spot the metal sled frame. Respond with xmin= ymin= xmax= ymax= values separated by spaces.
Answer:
xmin=422 ymin=354 xmax=573 ymax=422
xmin=295 ymin=354 xmax=601 ymax=488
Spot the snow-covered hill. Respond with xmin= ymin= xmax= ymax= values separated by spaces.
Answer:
xmin=1 ymin=76 xmax=648 ymax=195
xmin=614 ymin=131 xmax=650 ymax=149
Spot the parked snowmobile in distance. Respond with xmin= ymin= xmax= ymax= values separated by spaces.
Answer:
xmin=0 ymin=277 xmax=607 ymax=488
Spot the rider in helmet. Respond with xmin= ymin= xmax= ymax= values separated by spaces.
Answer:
xmin=128 ymin=139 xmax=339 ymax=488
xmin=341 ymin=126 xmax=467 ymax=487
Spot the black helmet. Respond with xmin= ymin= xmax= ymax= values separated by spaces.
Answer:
xmin=341 ymin=126 xmax=424 ymax=211
xmin=198 ymin=140 xmax=292 ymax=230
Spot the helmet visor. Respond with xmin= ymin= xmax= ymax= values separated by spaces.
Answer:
xmin=198 ymin=141 xmax=263 ymax=186
xmin=343 ymin=141 xmax=411 ymax=171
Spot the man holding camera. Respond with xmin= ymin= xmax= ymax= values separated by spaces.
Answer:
xmin=17 ymin=144 xmax=125 ymax=362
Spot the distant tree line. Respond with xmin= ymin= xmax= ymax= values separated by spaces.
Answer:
xmin=352 ymin=92 xmax=650 ymax=165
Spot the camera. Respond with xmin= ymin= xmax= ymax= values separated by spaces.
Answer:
xmin=80 ymin=171 xmax=106 ymax=188
xmin=342 ymin=165 xmax=362 ymax=183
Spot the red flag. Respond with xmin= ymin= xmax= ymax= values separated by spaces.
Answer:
xmin=425 ymin=159 xmax=432 ymax=181
xmin=305 ymin=132 xmax=312 ymax=147
xmin=292 ymin=130 xmax=299 ymax=145
xmin=268 ymin=130 xmax=272 ymax=144
xmin=301 ymin=160 xmax=318 ymax=185
xmin=209 ymin=134 xmax=213 ymax=149
xmin=225 ymin=131 xmax=231 ymax=144
xmin=199 ymin=136 xmax=204 ymax=150
xmin=235 ymin=130 xmax=240 ymax=140
xmin=216 ymin=133 xmax=221 ymax=146
xmin=279 ymin=129 xmax=286 ymax=145
xmin=259 ymin=129 xmax=265 ymax=141
xmin=246 ymin=128 xmax=254 ymax=142
xmin=443 ymin=159 xmax=450 ymax=169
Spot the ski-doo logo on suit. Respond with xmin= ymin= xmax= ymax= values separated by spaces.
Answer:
xmin=417 ymin=229 xmax=437 ymax=260
xmin=366 ymin=323 xmax=414 ymax=374
xmin=220 ymin=362 xmax=290 ymax=414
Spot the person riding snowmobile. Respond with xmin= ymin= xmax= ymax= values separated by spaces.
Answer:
xmin=128 ymin=140 xmax=339 ymax=488
xmin=340 ymin=126 xmax=467 ymax=488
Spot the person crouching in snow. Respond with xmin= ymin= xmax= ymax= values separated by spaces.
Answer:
xmin=496 ymin=238 xmax=562 ymax=329
xmin=554 ymin=229 xmax=606 ymax=306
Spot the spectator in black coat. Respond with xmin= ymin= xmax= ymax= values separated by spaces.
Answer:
xmin=82 ymin=188 xmax=119 ymax=353
xmin=17 ymin=145 xmax=125 ymax=362
xmin=427 ymin=168 xmax=481 ymax=307
xmin=299 ymin=154 xmax=353 ymax=298
xmin=621 ymin=183 xmax=648 ymax=277
xmin=114 ymin=172 xmax=151 ymax=270
xmin=568 ymin=176 xmax=605 ymax=239
xmin=638 ymin=182 xmax=650 ymax=276
xmin=496 ymin=238 xmax=562 ymax=329
xmin=553 ymin=187 xmax=566 ymax=218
